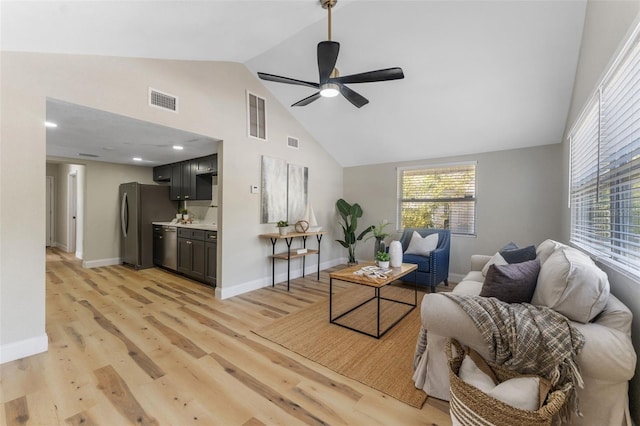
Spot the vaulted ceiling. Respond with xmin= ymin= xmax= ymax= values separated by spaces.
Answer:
xmin=1 ymin=0 xmax=587 ymax=167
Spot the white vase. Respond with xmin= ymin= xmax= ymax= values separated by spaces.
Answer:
xmin=278 ymin=227 xmax=287 ymax=236
xmin=378 ymin=260 xmax=390 ymax=269
xmin=389 ymin=240 xmax=403 ymax=267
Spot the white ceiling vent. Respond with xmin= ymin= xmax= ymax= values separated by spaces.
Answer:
xmin=287 ymin=136 xmax=299 ymax=149
xmin=149 ymin=87 xmax=178 ymax=113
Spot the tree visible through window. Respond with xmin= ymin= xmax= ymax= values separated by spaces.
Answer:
xmin=398 ymin=163 xmax=476 ymax=235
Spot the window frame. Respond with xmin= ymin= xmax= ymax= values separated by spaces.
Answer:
xmin=396 ymin=161 xmax=477 ymax=236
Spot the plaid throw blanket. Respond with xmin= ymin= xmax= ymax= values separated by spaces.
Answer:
xmin=442 ymin=294 xmax=585 ymax=423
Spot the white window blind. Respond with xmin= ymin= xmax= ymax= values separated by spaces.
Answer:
xmin=398 ymin=163 xmax=476 ymax=235
xmin=569 ymin=25 xmax=640 ymax=277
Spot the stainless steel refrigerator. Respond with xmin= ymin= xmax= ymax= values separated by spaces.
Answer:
xmin=119 ymin=182 xmax=177 ymax=269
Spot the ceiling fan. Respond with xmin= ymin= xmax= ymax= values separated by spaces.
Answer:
xmin=257 ymin=0 xmax=404 ymax=108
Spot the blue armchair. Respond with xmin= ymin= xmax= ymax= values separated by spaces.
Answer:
xmin=398 ymin=228 xmax=450 ymax=291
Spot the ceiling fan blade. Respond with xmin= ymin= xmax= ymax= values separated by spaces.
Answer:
xmin=338 ymin=84 xmax=369 ymax=108
xmin=332 ymin=67 xmax=405 ymax=84
xmin=292 ymin=92 xmax=322 ymax=107
xmin=257 ymin=72 xmax=319 ymax=89
xmin=318 ymin=41 xmax=340 ymax=84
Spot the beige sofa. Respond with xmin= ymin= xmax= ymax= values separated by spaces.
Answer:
xmin=414 ymin=239 xmax=637 ymax=425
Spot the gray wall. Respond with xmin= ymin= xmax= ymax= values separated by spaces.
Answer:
xmin=343 ymin=143 xmax=564 ymax=278
xmin=561 ymin=1 xmax=640 ymax=422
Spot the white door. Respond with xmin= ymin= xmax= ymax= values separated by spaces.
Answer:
xmin=46 ymin=176 xmax=54 ymax=247
xmin=68 ymin=172 xmax=77 ymax=254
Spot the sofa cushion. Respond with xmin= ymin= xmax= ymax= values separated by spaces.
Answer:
xmin=405 ymin=231 xmax=439 ymax=256
xmin=500 ymin=245 xmax=536 ymax=264
xmin=532 ymin=247 xmax=610 ymax=323
xmin=453 ymin=280 xmax=483 ymax=295
xmin=462 ymin=270 xmax=484 ymax=283
xmin=481 ymin=252 xmax=508 ymax=276
xmin=536 ymin=239 xmax=568 ymax=265
xmin=480 ymin=259 xmax=540 ymax=303
xmin=402 ymin=253 xmax=430 ymax=272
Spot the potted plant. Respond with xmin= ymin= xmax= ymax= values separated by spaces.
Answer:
xmin=366 ymin=220 xmax=392 ymax=258
xmin=179 ymin=207 xmax=188 ymax=221
xmin=276 ymin=220 xmax=289 ymax=236
xmin=375 ymin=251 xmax=390 ymax=268
xmin=336 ymin=198 xmax=373 ymax=265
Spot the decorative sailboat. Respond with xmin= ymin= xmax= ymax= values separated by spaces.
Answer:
xmin=302 ymin=203 xmax=321 ymax=232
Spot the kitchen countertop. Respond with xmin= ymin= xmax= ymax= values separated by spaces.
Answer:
xmin=153 ymin=222 xmax=217 ymax=231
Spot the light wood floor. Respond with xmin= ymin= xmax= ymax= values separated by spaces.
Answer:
xmin=1 ymin=248 xmax=451 ymax=425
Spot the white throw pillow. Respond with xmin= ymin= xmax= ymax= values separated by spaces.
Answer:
xmin=481 ymin=252 xmax=508 ymax=277
xmin=404 ymin=231 xmax=439 ymax=256
xmin=458 ymin=354 xmax=543 ymax=411
xmin=532 ymin=246 xmax=610 ymax=323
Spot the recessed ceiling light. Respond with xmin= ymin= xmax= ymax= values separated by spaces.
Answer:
xmin=133 ymin=157 xmax=142 ymax=162
xmin=173 ymin=145 xmax=184 ymax=150
xmin=45 ymin=121 xmax=58 ymax=128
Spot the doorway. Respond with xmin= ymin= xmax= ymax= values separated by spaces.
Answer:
xmin=46 ymin=176 xmax=54 ymax=247
xmin=68 ymin=171 xmax=77 ymax=255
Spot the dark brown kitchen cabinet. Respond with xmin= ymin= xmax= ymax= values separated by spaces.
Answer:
xmin=194 ymin=154 xmax=217 ymax=175
xmin=153 ymin=164 xmax=171 ymax=182
xmin=170 ymin=161 xmax=195 ymax=201
xmin=204 ymin=231 xmax=217 ymax=285
xmin=177 ymin=228 xmax=205 ymax=281
xmin=160 ymin=154 xmax=215 ymax=201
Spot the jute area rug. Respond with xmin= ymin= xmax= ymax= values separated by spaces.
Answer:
xmin=253 ymin=284 xmax=428 ymax=408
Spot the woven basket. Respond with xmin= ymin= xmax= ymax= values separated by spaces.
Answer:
xmin=446 ymin=339 xmax=567 ymax=426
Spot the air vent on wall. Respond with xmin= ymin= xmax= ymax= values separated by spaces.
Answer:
xmin=287 ymin=136 xmax=299 ymax=149
xmin=78 ymin=153 xmax=99 ymax=158
xmin=149 ymin=87 xmax=178 ymax=113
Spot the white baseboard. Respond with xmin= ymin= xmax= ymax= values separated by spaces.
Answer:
xmin=215 ymin=257 xmax=343 ymax=300
xmin=82 ymin=257 xmax=121 ymax=268
xmin=0 ymin=333 xmax=48 ymax=364
xmin=54 ymin=242 xmax=68 ymax=252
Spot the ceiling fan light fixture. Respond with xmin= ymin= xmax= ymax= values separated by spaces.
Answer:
xmin=320 ymin=83 xmax=339 ymax=97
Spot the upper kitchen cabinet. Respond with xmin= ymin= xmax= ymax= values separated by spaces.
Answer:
xmin=153 ymin=164 xmax=171 ymax=182
xmin=162 ymin=155 xmax=216 ymax=201
xmin=193 ymin=154 xmax=217 ymax=175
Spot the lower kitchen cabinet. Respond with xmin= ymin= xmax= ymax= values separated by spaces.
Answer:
xmin=205 ymin=231 xmax=217 ymax=285
xmin=154 ymin=226 xmax=217 ymax=287
xmin=178 ymin=228 xmax=206 ymax=282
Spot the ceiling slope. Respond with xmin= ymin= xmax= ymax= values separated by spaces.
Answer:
xmin=1 ymin=1 xmax=586 ymax=167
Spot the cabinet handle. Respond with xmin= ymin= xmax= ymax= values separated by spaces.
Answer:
xmin=185 ymin=196 xmax=190 ymax=199
xmin=159 ymin=236 xmax=163 ymax=239
xmin=186 ymin=241 xmax=192 ymax=245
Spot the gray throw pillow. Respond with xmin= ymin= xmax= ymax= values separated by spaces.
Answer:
xmin=480 ymin=259 xmax=540 ymax=304
xmin=500 ymin=241 xmax=519 ymax=251
xmin=500 ymin=245 xmax=536 ymax=264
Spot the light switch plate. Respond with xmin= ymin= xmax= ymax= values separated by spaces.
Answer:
xmin=250 ymin=185 xmax=259 ymax=194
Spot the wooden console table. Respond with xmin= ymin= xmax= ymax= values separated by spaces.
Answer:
xmin=259 ymin=231 xmax=326 ymax=291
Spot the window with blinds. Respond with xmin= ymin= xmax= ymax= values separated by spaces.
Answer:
xmin=569 ymin=23 xmax=640 ymax=278
xmin=247 ymin=91 xmax=266 ymax=140
xmin=397 ymin=163 xmax=476 ymax=235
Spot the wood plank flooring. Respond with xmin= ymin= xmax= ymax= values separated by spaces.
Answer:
xmin=1 ymin=248 xmax=451 ymax=425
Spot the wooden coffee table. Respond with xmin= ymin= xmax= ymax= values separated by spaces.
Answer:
xmin=328 ymin=262 xmax=418 ymax=339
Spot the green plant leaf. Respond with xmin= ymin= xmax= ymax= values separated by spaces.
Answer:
xmin=357 ymin=225 xmax=373 ymax=241
xmin=352 ymin=203 xmax=363 ymax=218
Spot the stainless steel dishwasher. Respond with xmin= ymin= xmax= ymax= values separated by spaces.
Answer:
xmin=157 ymin=225 xmax=177 ymax=270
